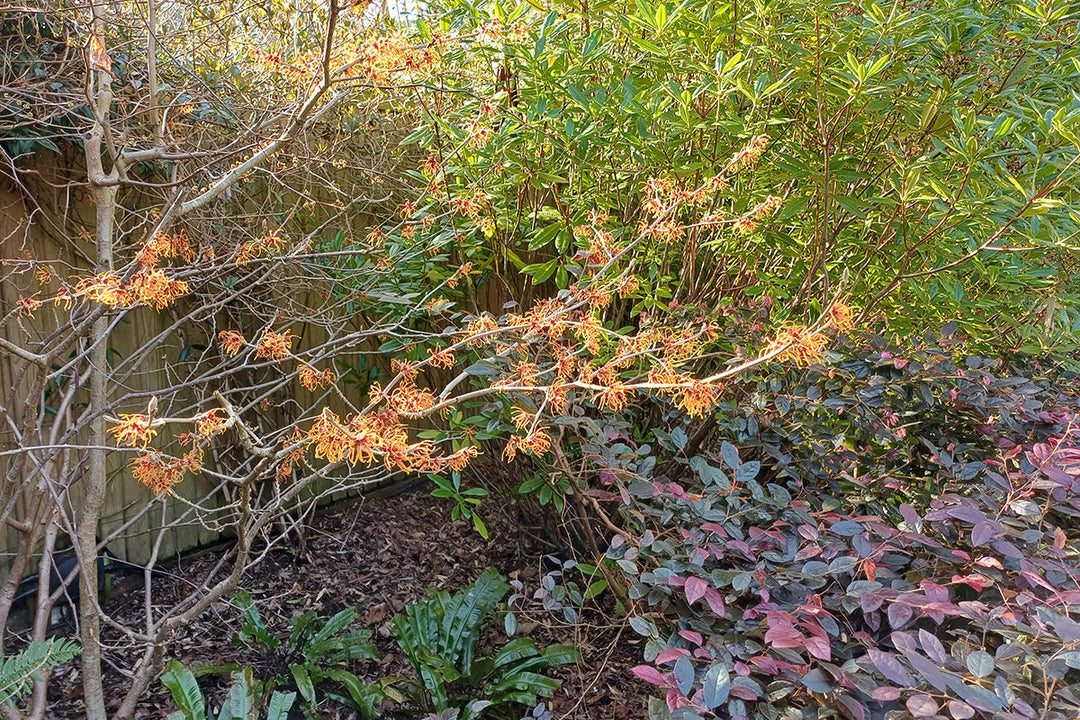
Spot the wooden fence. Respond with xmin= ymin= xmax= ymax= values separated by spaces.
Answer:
xmin=0 ymin=143 xmax=536 ymax=586
xmin=0 ymin=161 xmax=222 ymax=574
xmin=0 ymin=155 xmax=377 ymax=579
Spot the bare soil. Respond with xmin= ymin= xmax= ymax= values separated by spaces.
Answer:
xmin=44 ymin=484 xmax=647 ymax=719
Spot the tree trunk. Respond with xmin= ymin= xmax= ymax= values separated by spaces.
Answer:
xmin=82 ymin=10 xmax=119 ymax=710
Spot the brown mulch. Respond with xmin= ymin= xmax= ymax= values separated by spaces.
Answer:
xmin=45 ymin=484 xmax=648 ymax=719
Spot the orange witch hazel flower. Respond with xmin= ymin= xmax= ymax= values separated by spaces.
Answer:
xmin=218 ymin=330 xmax=245 ymax=356
xmin=511 ymin=406 xmax=534 ymax=430
xmin=427 ymin=346 xmax=455 ymax=368
xmin=256 ymin=328 xmax=294 ymax=360
xmin=752 ymin=195 xmax=784 ymax=218
xmin=77 ymin=272 xmax=135 ymax=307
xmin=522 ymin=428 xmax=552 ymax=455
xmin=235 ymin=241 xmax=260 ymax=265
xmin=766 ymin=326 xmax=828 ymax=367
xmin=298 ymin=363 xmax=337 ymax=391
xmin=131 ymin=452 xmax=184 ymax=494
xmin=674 ymin=380 xmax=721 ymax=418
xmin=387 ymin=380 xmax=436 ymax=417
xmin=732 ymin=216 xmax=757 ymax=234
xmin=298 ymin=363 xmax=320 ymax=391
xmin=130 ymin=268 xmax=189 ymax=310
xmin=76 ymin=268 xmax=188 ymax=310
xmin=54 ymin=286 xmax=74 ymax=310
xmin=502 ymin=435 xmax=524 ymax=462
xmin=639 ymin=219 xmax=684 ymax=242
xmin=575 ymin=313 xmax=604 ymax=355
xmin=277 ymin=429 xmax=308 ymax=481
xmin=515 ymin=360 xmax=539 ymax=387
xmin=450 ymin=190 xmax=486 ymax=220
xmin=235 ymin=230 xmax=287 ymax=265
xmin=262 ymin=230 xmax=287 ymax=252
xmin=826 ymin=301 xmax=857 ymax=331
xmin=108 ymin=413 xmax=157 ymax=447
xmin=464 ymin=314 xmax=499 ymax=346
xmin=360 ymin=32 xmax=416 ymax=82
xmin=194 ymin=408 xmax=228 ymax=438
xmin=138 ymin=231 xmax=194 ymax=268
xmin=421 ymin=153 xmax=441 ymax=177
xmin=546 ymin=384 xmax=569 ymax=413
xmin=17 ymin=294 xmax=40 ymax=318
xmin=304 ymin=407 xmax=469 ymax=474
xmin=594 ymin=382 xmax=631 ymax=412
xmin=728 ymin=133 xmax=769 ymax=171
xmin=176 ymin=448 xmax=204 ymax=474
xmin=502 ymin=428 xmax=551 ymax=462
xmin=445 ymin=445 xmax=480 ymax=472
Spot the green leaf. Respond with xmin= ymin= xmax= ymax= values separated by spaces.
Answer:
xmin=649 ymin=696 xmax=673 ymax=720
xmin=464 ymin=361 xmax=500 ymax=376
xmin=265 ymin=691 xmax=296 ymax=720
xmin=630 ymin=35 xmax=664 ymax=54
xmin=217 ymin=670 xmax=253 ymax=720
xmin=583 ymin=578 xmax=608 ymax=600
xmin=556 ymin=228 xmax=572 ymax=254
xmin=566 ymin=85 xmax=590 ymax=112
xmin=288 ymin=611 xmax=318 ymax=647
xmin=540 ymin=644 xmax=580 ymax=665
xmin=536 ymin=171 xmax=570 ymax=185
xmin=233 ymin=590 xmax=278 ymax=650
xmin=179 ymin=344 xmax=207 ymax=362
xmin=555 ymin=264 xmax=569 ymax=289
xmin=160 ymin=660 xmax=207 ymax=720
xmin=0 ymin=640 xmax=81 ymax=706
xmin=518 ymin=476 xmax=545 ymax=493
xmin=323 ymin=668 xmax=378 ymax=708
xmin=534 ymin=11 xmax=556 ymax=58
xmin=289 ymin=664 xmax=315 ymax=703
xmin=528 ymin=222 xmax=562 ymax=251
xmin=636 ymin=0 xmax=656 ymax=28
xmin=523 ymin=258 xmax=558 ymax=284
xmin=305 ymin=607 xmax=358 ymax=657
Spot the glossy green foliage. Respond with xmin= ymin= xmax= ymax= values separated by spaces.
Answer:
xmin=224 ymin=590 xmax=384 ymax=717
xmin=429 ymin=471 xmax=491 ymax=538
xmin=394 ymin=0 xmax=1080 ymax=358
xmin=161 ymin=661 xmax=296 ymax=720
xmin=392 ymin=568 xmax=579 ymax=718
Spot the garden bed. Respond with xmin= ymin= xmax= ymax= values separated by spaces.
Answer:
xmin=45 ymin=485 xmax=646 ymax=719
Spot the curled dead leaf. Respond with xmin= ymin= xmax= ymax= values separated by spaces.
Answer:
xmin=88 ymin=34 xmax=113 ymax=76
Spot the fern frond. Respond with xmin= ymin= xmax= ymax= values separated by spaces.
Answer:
xmin=0 ymin=639 xmax=81 ymax=705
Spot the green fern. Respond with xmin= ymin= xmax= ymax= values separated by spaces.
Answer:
xmin=0 ymin=639 xmax=81 ymax=705
xmin=161 ymin=659 xmax=297 ymax=720
xmin=392 ymin=569 xmax=578 ymax=719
